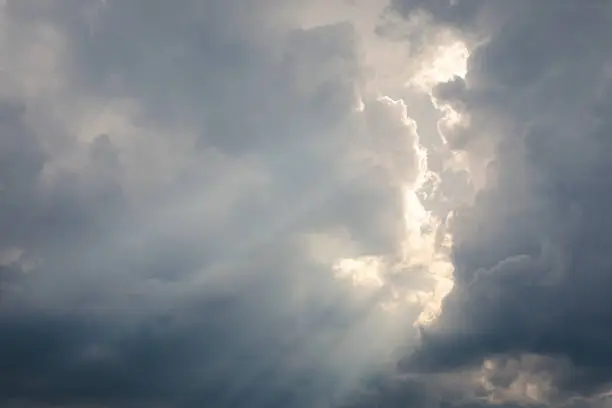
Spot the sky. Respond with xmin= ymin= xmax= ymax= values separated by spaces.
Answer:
xmin=1 ymin=0 xmax=612 ymax=407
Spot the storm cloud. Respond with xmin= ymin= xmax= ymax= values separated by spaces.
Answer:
xmin=2 ymin=0 xmax=612 ymax=407
xmin=394 ymin=0 xmax=612 ymax=406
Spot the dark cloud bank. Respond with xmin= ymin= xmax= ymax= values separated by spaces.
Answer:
xmin=396 ymin=0 xmax=612 ymax=407
xmin=2 ymin=1 xmax=612 ymax=407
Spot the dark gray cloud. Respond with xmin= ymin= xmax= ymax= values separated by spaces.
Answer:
xmin=0 ymin=246 xmax=373 ymax=407
xmin=393 ymin=0 xmax=612 ymax=403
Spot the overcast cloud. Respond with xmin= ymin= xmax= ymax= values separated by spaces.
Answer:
xmin=1 ymin=1 xmax=612 ymax=407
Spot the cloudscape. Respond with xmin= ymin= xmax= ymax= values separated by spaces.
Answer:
xmin=1 ymin=1 xmax=612 ymax=407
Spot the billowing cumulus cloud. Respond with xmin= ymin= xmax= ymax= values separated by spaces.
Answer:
xmin=0 ymin=0 xmax=463 ymax=407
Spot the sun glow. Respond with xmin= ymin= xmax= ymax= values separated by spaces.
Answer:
xmin=410 ymin=41 xmax=469 ymax=90
xmin=333 ymin=257 xmax=385 ymax=288
xmin=331 ymin=38 xmax=470 ymax=327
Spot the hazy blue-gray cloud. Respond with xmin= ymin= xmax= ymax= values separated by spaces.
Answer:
xmin=3 ymin=1 xmax=612 ymax=407
xmin=0 ymin=1 xmax=441 ymax=407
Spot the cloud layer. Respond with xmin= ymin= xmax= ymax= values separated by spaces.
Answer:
xmin=2 ymin=1 xmax=612 ymax=407
xmin=0 ymin=0 xmax=457 ymax=406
